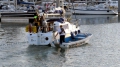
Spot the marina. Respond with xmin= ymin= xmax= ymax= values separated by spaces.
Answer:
xmin=0 ymin=0 xmax=119 ymax=23
xmin=0 ymin=0 xmax=120 ymax=67
xmin=70 ymin=0 xmax=118 ymax=15
xmin=0 ymin=15 xmax=120 ymax=67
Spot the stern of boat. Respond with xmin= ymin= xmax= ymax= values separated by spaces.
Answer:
xmin=27 ymin=32 xmax=53 ymax=45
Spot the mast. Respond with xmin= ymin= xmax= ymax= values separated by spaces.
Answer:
xmin=8 ymin=0 xmax=10 ymax=5
xmin=86 ymin=0 xmax=87 ymax=9
xmin=106 ymin=0 xmax=110 ymax=10
xmin=56 ymin=0 xmax=64 ymax=7
xmin=56 ymin=0 xmax=60 ymax=7
xmin=15 ymin=0 xmax=17 ymax=12
xmin=61 ymin=0 xmax=64 ymax=8
xmin=33 ymin=0 xmax=35 ymax=10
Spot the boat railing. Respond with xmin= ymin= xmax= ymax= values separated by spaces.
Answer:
xmin=44 ymin=13 xmax=62 ymax=19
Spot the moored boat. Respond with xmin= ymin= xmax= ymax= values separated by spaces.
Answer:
xmin=73 ymin=9 xmax=118 ymax=15
xmin=71 ymin=0 xmax=118 ymax=15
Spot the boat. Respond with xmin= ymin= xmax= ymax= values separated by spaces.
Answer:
xmin=41 ymin=7 xmax=66 ymax=19
xmin=73 ymin=9 xmax=118 ymax=15
xmin=0 ymin=0 xmax=36 ymax=23
xmin=39 ymin=1 xmax=72 ymax=19
xmin=25 ymin=11 xmax=92 ymax=48
xmin=60 ymin=33 xmax=92 ymax=48
xmin=71 ymin=0 xmax=118 ymax=15
xmin=25 ymin=0 xmax=92 ymax=48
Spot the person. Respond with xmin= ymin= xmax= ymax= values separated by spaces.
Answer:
xmin=28 ymin=23 xmax=32 ymax=33
xmin=42 ymin=20 xmax=48 ymax=33
xmin=55 ymin=25 xmax=65 ymax=44
xmin=33 ymin=14 xmax=39 ymax=33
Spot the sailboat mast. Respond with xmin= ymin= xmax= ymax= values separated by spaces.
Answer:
xmin=56 ymin=0 xmax=64 ymax=8
xmin=86 ymin=0 xmax=87 ymax=9
xmin=56 ymin=0 xmax=60 ymax=7
xmin=106 ymin=0 xmax=110 ymax=10
xmin=15 ymin=0 xmax=17 ymax=12
xmin=8 ymin=0 xmax=10 ymax=5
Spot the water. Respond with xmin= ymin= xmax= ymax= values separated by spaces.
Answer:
xmin=0 ymin=15 xmax=120 ymax=67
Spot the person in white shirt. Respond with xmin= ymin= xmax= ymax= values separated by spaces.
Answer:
xmin=55 ymin=25 xmax=65 ymax=44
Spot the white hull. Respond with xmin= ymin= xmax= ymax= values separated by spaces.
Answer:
xmin=60 ymin=34 xmax=92 ymax=48
xmin=73 ymin=9 xmax=118 ymax=15
xmin=1 ymin=17 xmax=29 ymax=23
xmin=27 ymin=32 xmax=53 ymax=45
xmin=27 ymin=21 xmax=80 ymax=46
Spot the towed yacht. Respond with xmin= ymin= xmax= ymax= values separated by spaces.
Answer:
xmin=25 ymin=12 xmax=92 ymax=48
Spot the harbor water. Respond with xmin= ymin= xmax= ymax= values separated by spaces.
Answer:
xmin=0 ymin=15 xmax=120 ymax=67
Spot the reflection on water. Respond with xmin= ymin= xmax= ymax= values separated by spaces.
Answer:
xmin=0 ymin=15 xmax=120 ymax=67
xmin=72 ymin=15 xmax=118 ymax=25
xmin=0 ymin=23 xmax=67 ymax=67
xmin=25 ymin=46 xmax=67 ymax=67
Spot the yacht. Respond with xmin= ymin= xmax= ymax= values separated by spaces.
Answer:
xmin=71 ymin=0 xmax=118 ymax=15
xmin=25 ymin=12 xmax=92 ymax=48
xmin=25 ymin=0 xmax=92 ymax=48
xmin=0 ymin=0 xmax=36 ymax=23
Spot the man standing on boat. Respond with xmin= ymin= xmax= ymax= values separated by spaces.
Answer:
xmin=55 ymin=25 xmax=65 ymax=44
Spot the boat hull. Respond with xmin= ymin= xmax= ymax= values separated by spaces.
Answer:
xmin=60 ymin=33 xmax=92 ymax=48
xmin=73 ymin=9 xmax=118 ymax=15
xmin=27 ymin=32 xmax=53 ymax=46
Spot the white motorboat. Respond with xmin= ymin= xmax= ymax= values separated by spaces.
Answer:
xmin=73 ymin=9 xmax=118 ymax=15
xmin=71 ymin=0 xmax=118 ymax=15
xmin=25 ymin=0 xmax=92 ymax=48
xmin=25 ymin=12 xmax=92 ymax=48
